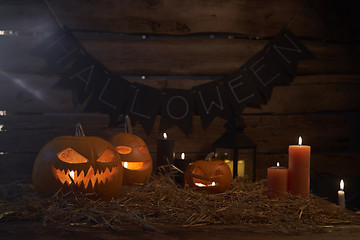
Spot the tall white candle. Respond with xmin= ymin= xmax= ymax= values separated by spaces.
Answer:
xmin=338 ymin=179 xmax=345 ymax=208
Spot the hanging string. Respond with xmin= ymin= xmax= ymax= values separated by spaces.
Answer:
xmin=124 ymin=115 xmax=133 ymax=134
xmin=75 ymin=123 xmax=86 ymax=137
xmin=285 ymin=0 xmax=307 ymax=30
xmin=44 ymin=0 xmax=64 ymax=30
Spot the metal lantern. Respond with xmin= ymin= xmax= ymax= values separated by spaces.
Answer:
xmin=212 ymin=117 xmax=257 ymax=181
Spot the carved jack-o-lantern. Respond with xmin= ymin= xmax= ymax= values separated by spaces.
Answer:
xmin=32 ymin=125 xmax=123 ymax=200
xmin=109 ymin=133 xmax=152 ymax=185
xmin=184 ymin=158 xmax=232 ymax=194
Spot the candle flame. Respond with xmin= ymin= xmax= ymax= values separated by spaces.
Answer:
xmin=340 ymin=179 xmax=344 ymax=190
xmin=276 ymin=162 xmax=280 ymax=167
xmin=163 ymin=132 xmax=167 ymax=139
xmin=211 ymin=181 xmax=215 ymax=186
xmin=181 ymin=152 xmax=185 ymax=159
xmin=298 ymin=136 xmax=302 ymax=146
xmin=69 ymin=170 xmax=75 ymax=183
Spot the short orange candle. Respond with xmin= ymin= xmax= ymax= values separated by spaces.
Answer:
xmin=267 ymin=162 xmax=288 ymax=199
xmin=288 ymin=136 xmax=311 ymax=198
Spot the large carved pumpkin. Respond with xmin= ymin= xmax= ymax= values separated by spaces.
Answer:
xmin=32 ymin=125 xmax=123 ymax=200
xmin=109 ymin=133 xmax=152 ymax=185
xmin=184 ymin=158 xmax=232 ymax=194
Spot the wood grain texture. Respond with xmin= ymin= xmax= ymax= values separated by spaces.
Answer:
xmin=0 ymin=114 xmax=349 ymax=154
xmin=44 ymin=0 xmax=356 ymax=41
xmin=1 ymin=36 xmax=359 ymax=75
xmin=0 ymin=221 xmax=359 ymax=240
xmin=0 ymin=0 xmax=57 ymax=34
xmin=0 ymin=73 xmax=359 ymax=114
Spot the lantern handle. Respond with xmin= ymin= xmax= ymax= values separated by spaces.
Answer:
xmin=75 ymin=123 xmax=86 ymax=137
xmin=205 ymin=152 xmax=215 ymax=161
xmin=124 ymin=115 xmax=133 ymax=134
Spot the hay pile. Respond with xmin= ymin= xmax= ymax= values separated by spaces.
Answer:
xmin=0 ymin=176 xmax=357 ymax=234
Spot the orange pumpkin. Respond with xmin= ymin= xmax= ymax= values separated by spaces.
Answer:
xmin=109 ymin=133 xmax=152 ymax=185
xmin=32 ymin=125 xmax=123 ymax=200
xmin=184 ymin=159 xmax=232 ymax=194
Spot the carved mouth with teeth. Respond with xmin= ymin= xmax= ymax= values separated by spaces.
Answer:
xmin=50 ymin=165 xmax=121 ymax=189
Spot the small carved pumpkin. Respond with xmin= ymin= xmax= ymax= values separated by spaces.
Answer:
xmin=32 ymin=124 xmax=123 ymax=200
xmin=184 ymin=158 xmax=232 ymax=194
xmin=109 ymin=133 xmax=152 ymax=185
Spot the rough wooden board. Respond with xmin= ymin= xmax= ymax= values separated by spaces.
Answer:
xmin=0 ymin=114 xmax=349 ymax=154
xmin=0 ymin=218 xmax=359 ymax=240
xmin=0 ymin=0 xmax=57 ymax=34
xmin=43 ymin=0 xmax=355 ymax=41
xmin=1 ymin=35 xmax=359 ymax=75
xmin=0 ymin=72 xmax=359 ymax=113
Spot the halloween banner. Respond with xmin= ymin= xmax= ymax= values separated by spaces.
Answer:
xmin=31 ymin=27 xmax=84 ymax=75
xmin=125 ymin=83 xmax=163 ymax=135
xmin=160 ymin=89 xmax=194 ymax=134
xmin=192 ymin=81 xmax=232 ymax=130
xmin=32 ymin=27 xmax=312 ymax=134
xmin=222 ymin=68 xmax=265 ymax=115
xmin=85 ymin=73 xmax=132 ymax=117
xmin=244 ymin=50 xmax=292 ymax=100
xmin=55 ymin=52 xmax=109 ymax=104
xmin=267 ymin=29 xmax=314 ymax=78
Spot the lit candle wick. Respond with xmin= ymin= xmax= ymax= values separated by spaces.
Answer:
xmin=276 ymin=162 xmax=280 ymax=167
xmin=298 ymin=136 xmax=302 ymax=146
xmin=163 ymin=132 xmax=167 ymax=139
xmin=181 ymin=152 xmax=185 ymax=160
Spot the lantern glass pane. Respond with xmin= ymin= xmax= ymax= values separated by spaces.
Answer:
xmin=215 ymin=147 xmax=254 ymax=180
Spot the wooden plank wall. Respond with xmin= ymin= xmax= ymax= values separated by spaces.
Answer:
xmin=0 ymin=0 xmax=359 ymax=184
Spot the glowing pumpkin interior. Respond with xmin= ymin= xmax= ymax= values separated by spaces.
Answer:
xmin=116 ymin=145 xmax=149 ymax=170
xmin=51 ymin=147 xmax=121 ymax=188
xmin=192 ymin=167 xmax=223 ymax=187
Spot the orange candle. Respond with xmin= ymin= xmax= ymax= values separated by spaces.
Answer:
xmin=288 ymin=136 xmax=311 ymax=198
xmin=267 ymin=162 xmax=288 ymax=199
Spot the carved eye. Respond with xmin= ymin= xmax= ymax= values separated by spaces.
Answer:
xmin=97 ymin=148 xmax=116 ymax=163
xmin=116 ymin=146 xmax=132 ymax=154
xmin=211 ymin=169 xmax=223 ymax=178
xmin=57 ymin=148 xmax=88 ymax=164
xmin=192 ymin=167 xmax=204 ymax=176
xmin=138 ymin=145 xmax=148 ymax=153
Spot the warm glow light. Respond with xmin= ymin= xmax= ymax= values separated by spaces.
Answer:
xmin=194 ymin=182 xmax=217 ymax=187
xmin=0 ymin=111 xmax=6 ymax=116
xmin=0 ymin=31 xmax=4 ymax=35
xmin=340 ymin=179 xmax=344 ymax=191
xmin=122 ymin=161 xmax=145 ymax=170
xmin=298 ymin=136 xmax=302 ymax=146
xmin=181 ymin=153 xmax=185 ymax=160
xmin=69 ymin=170 xmax=75 ymax=183
xmin=276 ymin=162 xmax=280 ymax=167
xmin=195 ymin=183 xmax=206 ymax=187
xmin=163 ymin=133 xmax=167 ymax=139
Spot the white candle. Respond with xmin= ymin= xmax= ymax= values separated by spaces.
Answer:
xmin=338 ymin=179 xmax=345 ymax=208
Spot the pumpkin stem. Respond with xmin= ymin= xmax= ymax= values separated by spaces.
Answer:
xmin=124 ymin=115 xmax=133 ymax=134
xmin=75 ymin=123 xmax=86 ymax=137
xmin=205 ymin=152 xmax=215 ymax=161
